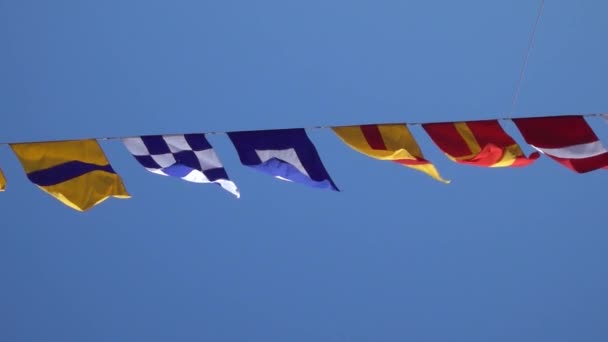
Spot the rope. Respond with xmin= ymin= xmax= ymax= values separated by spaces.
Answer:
xmin=510 ymin=0 xmax=545 ymax=114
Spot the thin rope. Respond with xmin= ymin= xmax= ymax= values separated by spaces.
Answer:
xmin=510 ymin=0 xmax=545 ymax=115
xmin=0 ymin=112 xmax=605 ymax=146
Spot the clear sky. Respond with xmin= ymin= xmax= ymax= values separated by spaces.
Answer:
xmin=1 ymin=1 xmax=607 ymax=341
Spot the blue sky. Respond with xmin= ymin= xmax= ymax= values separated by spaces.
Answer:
xmin=1 ymin=1 xmax=607 ymax=341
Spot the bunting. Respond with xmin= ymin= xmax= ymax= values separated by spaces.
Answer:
xmin=122 ymin=134 xmax=239 ymax=197
xmin=0 ymin=114 xmax=605 ymax=210
xmin=332 ymin=124 xmax=448 ymax=183
xmin=513 ymin=115 xmax=608 ymax=173
xmin=10 ymin=140 xmax=130 ymax=211
xmin=228 ymin=129 xmax=339 ymax=191
xmin=422 ymin=120 xmax=539 ymax=167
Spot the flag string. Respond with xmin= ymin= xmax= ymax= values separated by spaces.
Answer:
xmin=0 ymin=112 xmax=605 ymax=146
xmin=509 ymin=0 xmax=545 ymax=114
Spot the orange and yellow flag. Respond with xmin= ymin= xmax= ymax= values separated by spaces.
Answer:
xmin=422 ymin=120 xmax=539 ymax=167
xmin=333 ymin=124 xmax=449 ymax=183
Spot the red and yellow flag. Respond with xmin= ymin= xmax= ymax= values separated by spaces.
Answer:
xmin=422 ymin=120 xmax=539 ymax=167
xmin=332 ymin=124 xmax=449 ymax=183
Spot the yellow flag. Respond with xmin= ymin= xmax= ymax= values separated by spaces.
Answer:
xmin=11 ymin=139 xmax=130 ymax=211
xmin=0 ymin=168 xmax=6 ymax=191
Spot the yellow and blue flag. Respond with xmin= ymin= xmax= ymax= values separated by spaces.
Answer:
xmin=11 ymin=139 xmax=130 ymax=211
xmin=0 ymin=167 xmax=6 ymax=191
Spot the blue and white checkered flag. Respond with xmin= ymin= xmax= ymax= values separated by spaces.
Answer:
xmin=122 ymin=134 xmax=239 ymax=197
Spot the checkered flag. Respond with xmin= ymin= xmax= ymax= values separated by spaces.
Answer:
xmin=122 ymin=134 xmax=239 ymax=197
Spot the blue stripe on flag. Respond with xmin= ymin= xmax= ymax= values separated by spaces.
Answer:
xmin=27 ymin=161 xmax=115 ymax=186
xmin=162 ymin=164 xmax=193 ymax=178
xmin=160 ymin=165 xmax=229 ymax=182
xmin=251 ymin=159 xmax=336 ymax=189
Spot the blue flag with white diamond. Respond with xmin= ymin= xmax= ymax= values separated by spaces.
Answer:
xmin=122 ymin=134 xmax=239 ymax=197
xmin=227 ymin=128 xmax=338 ymax=191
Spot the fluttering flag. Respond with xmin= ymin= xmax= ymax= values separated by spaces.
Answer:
xmin=228 ymin=128 xmax=339 ymax=191
xmin=513 ymin=115 xmax=608 ymax=173
xmin=10 ymin=139 xmax=130 ymax=211
xmin=422 ymin=120 xmax=539 ymax=167
xmin=332 ymin=124 xmax=448 ymax=183
xmin=0 ymin=168 xmax=6 ymax=191
xmin=122 ymin=134 xmax=239 ymax=197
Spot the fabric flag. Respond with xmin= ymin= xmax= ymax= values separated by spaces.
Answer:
xmin=227 ymin=128 xmax=338 ymax=191
xmin=10 ymin=139 xmax=130 ymax=211
xmin=512 ymin=115 xmax=608 ymax=173
xmin=0 ymin=167 xmax=5 ymax=191
xmin=122 ymin=134 xmax=239 ymax=197
xmin=422 ymin=120 xmax=539 ymax=167
xmin=332 ymin=124 xmax=448 ymax=183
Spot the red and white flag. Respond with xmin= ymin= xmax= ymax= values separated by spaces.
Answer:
xmin=512 ymin=115 xmax=608 ymax=173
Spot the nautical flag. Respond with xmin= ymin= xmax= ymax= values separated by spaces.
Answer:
xmin=0 ymin=168 xmax=5 ymax=191
xmin=513 ymin=115 xmax=608 ymax=173
xmin=122 ymin=134 xmax=239 ymax=197
xmin=227 ymin=128 xmax=339 ymax=191
xmin=332 ymin=124 xmax=448 ymax=183
xmin=10 ymin=139 xmax=130 ymax=211
xmin=422 ymin=120 xmax=539 ymax=167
